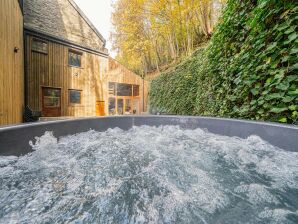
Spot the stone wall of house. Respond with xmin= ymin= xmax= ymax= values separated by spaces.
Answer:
xmin=24 ymin=0 xmax=106 ymax=53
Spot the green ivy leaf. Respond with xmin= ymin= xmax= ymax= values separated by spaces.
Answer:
xmin=265 ymin=77 xmax=272 ymax=84
xmin=278 ymin=117 xmax=287 ymax=123
xmin=277 ymin=23 xmax=288 ymax=30
xmin=258 ymin=99 xmax=265 ymax=105
xmin=290 ymin=48 xmax=298 ymax=55
xmin=289 ymin=105 xmax=297 ymax=111
xmin=288 ymin=90 xmax=298 ymax=96
xmin=251 ymin=88 xmax=259 ymax=96
xmin=250 ymin=98 xmax=257 ymax=104
xmin=283 ymin=39 xmax=291 ymax=45
xmin=276 ymin=82 xmax=290 ymax=90
xmin=288 ymin=33 xmax=298 ymax=42
xmin=292 ymin=111 xmax=298 ymax=118
xmin=274 ymin=69 xmax=286 ymax=80
xmin=265 ymin=92 xmax=285 ymax=100
xmin=290 ymin=63 xmax=298 ymax=71
xmin=285 ymin=26 xmax=296 ymax=34
xmin=282 ymin=96 xmax=295 ymax=103
xmin=270 ymin=107 xmax=288 ymax=113
xmin=267 ymin=42 xmax=277 ymax=51
xmin=281 ymin=56 xmax=289 ymax=62
xmin=285 ymin=75 xmax=298 ymax=82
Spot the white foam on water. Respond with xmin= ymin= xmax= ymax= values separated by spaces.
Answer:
xmin=259 ymin=208 xmax=298 ymax=224
xmin=0 ymin=125 xmax=297 ymax=223
xmin=234 ymin=184 xmax=279 ymax=205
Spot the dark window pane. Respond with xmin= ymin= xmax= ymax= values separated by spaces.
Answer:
xmin=44 ymin=88 xmax=60 ymax=97
xmin=69 ymin=51 xmax=82 ymax=67
xmin=117 ymin=83 xmax=132 ymax=96
xmin=43 ymin=88 xmax=60 ymax=108
xmin=109 ymin=97 xmax=116 ymax=115
xmin=44 ymin=97 xmax=60 ymax=107
xmin=117 ymin=99 xmax=124 ymax=115
xmin=69 ymin=90 xmax=82 ymax=104
xmin=133 ymin=85 xmax=139 ymax=96
xmin=32 ymin=38 xmax=48 ymax=54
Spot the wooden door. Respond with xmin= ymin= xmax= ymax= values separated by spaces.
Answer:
xmin=96 ymin=101 xmax=105 ymax=116
xmin=42 ymin=87 xmax=61 ymax=117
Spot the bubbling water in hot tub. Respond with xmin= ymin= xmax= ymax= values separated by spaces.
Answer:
xmin=0 ymin=125 xmax=297 ymax=223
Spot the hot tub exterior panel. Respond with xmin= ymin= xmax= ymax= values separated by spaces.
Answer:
xmin=0 ymin=116 xmax=297 ymax=156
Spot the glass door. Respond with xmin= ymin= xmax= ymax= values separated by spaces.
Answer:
xmin=108 ymin=98 xmax=116 ymax=115
xmin=124 ymin=99 xmax=132 ymax=114
xmin=133 ymin=99 xmax=140 ymax=115
xmin=117 ymin=99 xmax=124 ymax=115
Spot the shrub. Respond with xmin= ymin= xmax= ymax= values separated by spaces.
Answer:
xmin=149 ymin=0 xmax=298 ymax=124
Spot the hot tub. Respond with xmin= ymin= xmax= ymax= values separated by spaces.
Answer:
xmin=0 ymin=116 xmax=297 ymax=223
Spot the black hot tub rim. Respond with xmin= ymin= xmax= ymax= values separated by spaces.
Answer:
xmin=0 ymin=115 xmax=297 ymax=156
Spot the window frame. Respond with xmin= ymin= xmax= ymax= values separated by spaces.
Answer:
xmin=42 ymin=87 xmax=61 ymax=108
xmin=68 ymin=89 xmax=82 ymax=106
xmin=32 ymin=38 xmax=48 ymax=54
xmin=68 ymin=49 xmax=83 ymax=68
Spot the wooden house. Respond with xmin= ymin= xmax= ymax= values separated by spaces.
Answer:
xmin=23 ymin=0 xmax=148 ymax=118
xmin=0 ymin=0 xmax=24 ymax=126
xmin=106 ymin=58 xmax=149 ymax=115
xmin=23 ymin=0 xmax=109 ymax=117
xmin=0 ymin=0 xmax=148 ymax=125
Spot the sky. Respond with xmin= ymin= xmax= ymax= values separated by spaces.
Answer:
xmin=73 ymin=0 xmax=116 ymax=57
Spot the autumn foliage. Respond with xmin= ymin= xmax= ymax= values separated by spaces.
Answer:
xmin=111 ymin=0 xmax=224 ymax=75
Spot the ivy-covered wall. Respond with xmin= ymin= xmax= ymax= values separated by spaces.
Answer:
xmin=150 ymin=0 xmax=298 ymax=124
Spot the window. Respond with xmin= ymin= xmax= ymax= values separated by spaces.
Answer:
xmin=69 ymin=90 xmax=82 ymax=105
xmin=133 ymin=85 xmax=140 ymax=96
xmin=32 ymin=38 xmax=48 ymax=54
xmin=117 ymin=83 xmax=132 ymax=96
xmin=108 ymin=82 xmax=140 ymax=97
xmin=69 ymin=50 xmax=82 ymax=67
xmin=43 ymin=88 xmax=61 ymax=108
xmin=109 ymin=82 xmax=116 ymax=96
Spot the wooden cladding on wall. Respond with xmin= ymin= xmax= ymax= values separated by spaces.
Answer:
xmin=25 ymin=36 xmax=149 ymax=118
xmin=107 ymin=58 xmax=149 ymax=113
xmin=26 ymin=34 xmax=109 ymax=117
xmin=0 ymin=0 xmax=24 ymax=125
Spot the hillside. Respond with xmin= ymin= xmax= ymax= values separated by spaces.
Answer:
xmin=150 ymin=0 xmax=298 ymax=124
